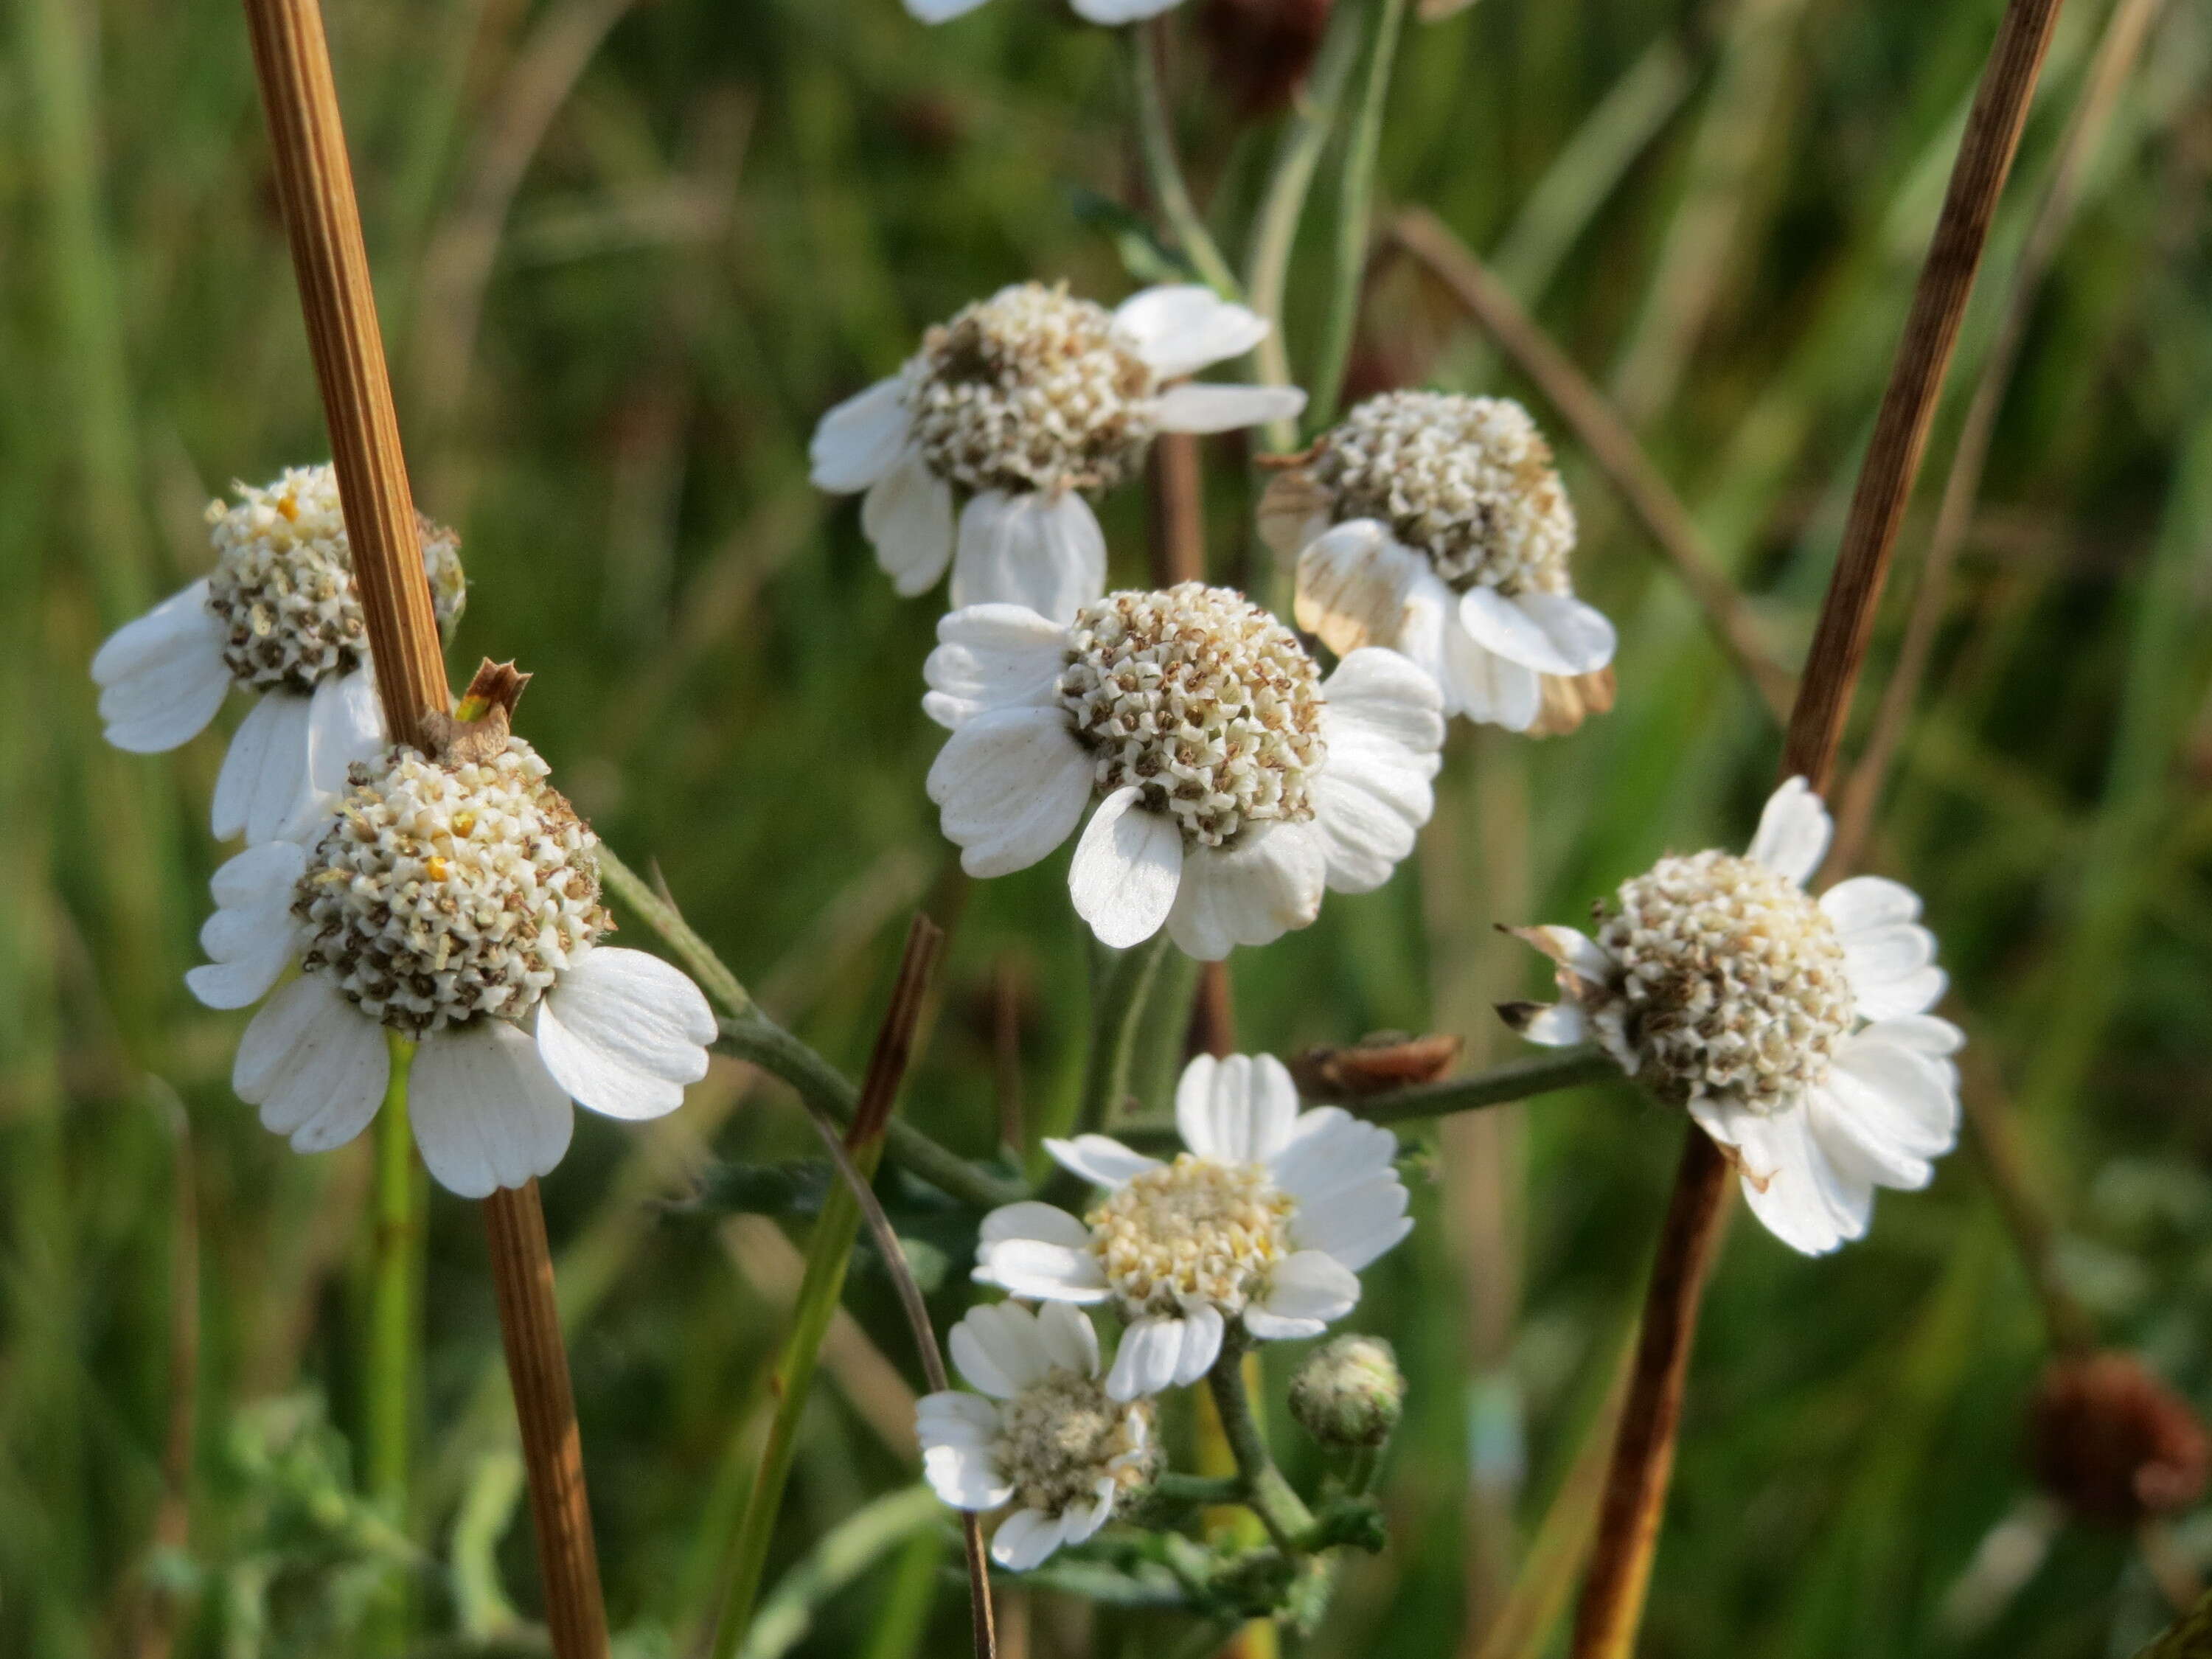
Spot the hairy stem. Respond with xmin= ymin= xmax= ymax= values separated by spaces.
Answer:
xmin=1206 ymin=1335 xmax=1316 ymax=1552
xmin=1077 ymin=933 xmax=1175 ymax=1137
xmin=1129 ymin=23 xmax=1239 ymax=297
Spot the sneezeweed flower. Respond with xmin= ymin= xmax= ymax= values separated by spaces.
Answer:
xmin=184 ymin=695 xmax=716 ymax=1198
xmin=90 ymin=465 xmax=467 ymax=844
xmin=917 ymin=1301 xmax=1161 ymax=1570
xmin=1501 ymin=778 xmax=1962 ymax=1255
xmin=974 ymin=1052 xmax=1413 ymax=1399
xmin=905 ymin=0 xmax=1183 ymax=26
xmin=810 ymin=282 xmax=1304 ymax=622
xmin=1269 ymin=392 xmax=1615 ymax=734
xmin=924 ymin=583 xmax=1444 ymax=959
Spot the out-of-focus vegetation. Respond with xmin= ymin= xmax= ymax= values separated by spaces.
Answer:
xmin=9 ymin=0 xmax=2212 ymax=1654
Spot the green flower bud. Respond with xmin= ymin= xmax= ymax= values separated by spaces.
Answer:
xmin=1289 ymin=1334 xmax=1405 ymax=1449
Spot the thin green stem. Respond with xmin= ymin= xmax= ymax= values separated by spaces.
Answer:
xmin=1077 ymin=933 xmax=1175 ymax=1138
xmin=1205 ymin=1335 xmax=1315 ymax=1552
xmin=597 ymin=844 xmax=753 ymax=1018
xmin=1307 ymin=0 xmax=1411 ymax=431
xmin=1244 ymin=0 xmax=1365 ymax=452
xmin=1152 ymin=1472 xmax=1248 ymax=1507
xmin=367 ymin=1033 xmax=419 ymax=1652
xmin=1129 ymin=24 xmax=1240 ymax=297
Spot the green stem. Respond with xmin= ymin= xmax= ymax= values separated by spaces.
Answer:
xmin=1152 ymin=1472 xmax=1248 ymax=1507
xmin=1307 ymin=0 xmax=1411 ymax=431
xmin=597 ymin=844 xmax=753 ymax=1018
xmin=367 ymin=1034 xmax=419 ymax=1650
xmin=1077 ymin=933 xmax=1175 ymax=1138
xmin=1243 ymin=0 xmax=1366 ymax=453
xmin=1206 ymin=1336 xmax=1315 ymax=1551
xmin=1129 ymin=25 xmax=1241 ymax=296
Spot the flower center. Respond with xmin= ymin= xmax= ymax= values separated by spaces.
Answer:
xmin=1088 ymin=1153 xmax=1295 ymax=1314
xmin=1312 ymin=391 xmax=1575 ymax=594
xmin=1598 ymin=849 xmax=1853 ymax=1109
xmin=994 ymin=1372 xmax=1157 ymax=1518
xmin=906 ymin=282 xmax=1157 ymax=496
xmin=293 ymin=739 xmax=608 ymax=1037
xmin=1057 ymin=584 xmax=1326 ymax=849
xmin=204 ymin=465 xmax=467 ymax=694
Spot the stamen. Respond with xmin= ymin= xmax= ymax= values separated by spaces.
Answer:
xmin=1088 ymin=1153 xmax=1295 ymax=1314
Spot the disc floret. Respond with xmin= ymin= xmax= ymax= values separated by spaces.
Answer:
xmin=293 ymin=740 xmax=608 ymax=1038
xmin=1088 ymin=1153 xmax=1295 ymax=1316
xmin=1058 ymin=583 xmax=1326 ymax=847
xmin=995 ymin=1372 xmax=1160 ymax=1517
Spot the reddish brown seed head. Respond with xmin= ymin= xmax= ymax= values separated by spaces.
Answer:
xmin=2028 ymin=1352 xmax=2210 ymax=1528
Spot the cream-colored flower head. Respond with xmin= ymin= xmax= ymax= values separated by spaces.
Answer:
xmin=185 ymin=728 xmax=716 ymax=1198
xmin=916 ymin=1301 xmax=1159 ymax=1571
xmin=922 ymin=582 xmax=1443 ymax=959
xmin=1271 ymin=392 xmax=1615 ymax=734
xmin=810 ymin=284 xmax=1304 ymax=623
xmin=974 ymin=1052 xmax=1413 ymax=1399
xmin=90 ymin=464 xmax=466 ymax=844
xmin=1503 ymin=779 xmax=1962 ymax=1254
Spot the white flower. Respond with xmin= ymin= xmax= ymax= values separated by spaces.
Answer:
xmin=186 ymin=735 xmax=717 ymax=1197
xmin=1503 ymin=777 xmax=1963 ymax=1256
xmin=917 ymin=1301 xmax=1160 ymax=1571
xmin=905 ymin=0 xmax=1184 ymax=27
xmin=924 ymin=582 xmax=1443 ymax=959
xmin=810 ymin=283 xmax=1304 ymax=622
xmin=1274 ymin=392 xmax=1616 ymax=734
xmin=89 ymin=465 xmax=467 ymax=844
xmin=974 ymin=1052 xmax=1413 ymax=1399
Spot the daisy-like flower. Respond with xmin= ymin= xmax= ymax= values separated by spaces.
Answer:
xmin=1269 ymin=392 xmax=1616 ymax=734
xmin=90 ymin=465 xmax=467 ymax=844
xmin=906 ymin=0 xmax=1182 ymax=27
xmin=184 ymin=722 xmax=716 ymax=1198
xmin=810 ymin=282 xmax=1304 ymax=622
xmin=1501 ymin=778 xmax=1962 ymax=1255
xmin=917 ymin=1301 xmax=1161 ymax=1571
xmin=974 ymin=1052 xmax=1413 ymax=1399
xmin=923 ymin=582 xmax=1444 ymax=958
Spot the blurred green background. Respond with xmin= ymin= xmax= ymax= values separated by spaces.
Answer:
xmin=9 ymin=0 xmax=2212 ymax=1654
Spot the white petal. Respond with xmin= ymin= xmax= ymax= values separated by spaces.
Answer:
xmin=951 ymin=491 xmax=1106 ymax=625
xmin=1152 ymin=383 xmax=1307 ymax=436
xmin=919 ymin=1405 xmax=1013 ymax=1510
xmin=1828 ymin=1031 xmax=1961 ymax=1159
xmin=1511 ymin=592 xmax=1617 ymax=674
xmin=861 ymin=447 xmax=956 ymax=597
xmin=1293 ymin=521 xmax=1430 ymax=659
xmin=187 ymin=840 xmax=306 ymax=1009
xmin=1322 ymin=646 xmax=1448 ymax=759
xmin=1164 ymin=821 xmax=1326 ymax=960
xmin=94 ymin=582 xmax=232 ymax=753
xmin=1746 ymin=777 xmax=1832 ymax=886
xmin=1036 ymin=1301 xmax=1102 ymax=1378
xmin=1439 ymin=622 xmax=1542 ymax=731
xmin=1268 ymin=1108 xmax=1399 ymax=1203
xmin=990 ymin=1507 xmax=1068 ymax=1571
xmin=212 ymin=691 xmax=319 ymax=844
xmin=1171 ymin=1304 xmax=1226 ymax=1385
xmin=928 ymin=707 xmax=1094 ymax=878
xmin=1071 ymin=0 xmax=1186 ymax=18
xmin=1313 ymin=729 xmax=1435 ymax=895
xmin=1112 ymin=285 xmax=1270 ymax=379
xmin=302 ymin=669 xmax=385 ymax=813
xmin=951 ymin=1305 xmax=1040 ymax=1398
xmin=1690 ymin=1100 xmax=1859 ymax=1256
xmin=1457 ymin=586 xmax=1585 ymax=675
xmin=1253 ymin=1249 xmax=1360 ymax=1333
xmin=906 ymin=0 xmax=996 ymax=18
xmin=233 ymin=974 xmax=387 ymax=1153
xmin=1854 ymin=964 xmax=1947 ymax=1020
xmin=1174 ymin=1053 xmax=1299 ymax=1164
xmin=1510 ymin=1001 xmax=1590 ymax=1047
xmin=1871 ymin=1014 xmax=1965 ymax=1057
xmin=1070 ymin=787 xmax=1183 ymax=949
xmin=1819 ymin=874 xmax=1922 ymax=933
xmin=1062 ymin=1490 xmax=1114 ymax=1545
xmin=534 ymin=947 xmax=715 ymax=1121
xmin=809 ymin=375 xmax=910 ymax=492
xmin=1105 ymin=1317 xmax=1185 ymax=1401
xmin=1293 ymin=1175 xmax=1412 ymax=1270
xmin=922 ymin=603 xmax=1071 ymax=728
xmin=974 ymin=1237 xmax=1113 ymax=1303
xmin=1043 ymin=1134 xmax=1161 ymax=1188
xmin=1806 ymin=1085 xmax=1931 ymax=1192
xmin=981 ymin=1201 xmax=1096 ymax=1252
xmin=409 ymin=1020 xmax=575 ymax=1198
xmin=1841 ymin=923 xmax=1938 ymax=993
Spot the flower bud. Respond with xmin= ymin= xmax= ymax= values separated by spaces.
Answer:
xmin=2028 ymin=1352 xmax=2210 ymax=1528
xmin=1290 ymin=1334 xmax=1405 ymax=1449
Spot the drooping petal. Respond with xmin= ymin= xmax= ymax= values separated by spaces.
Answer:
xmin=922 ymin=603 xmax=1071 ymax=728
xmin=951 ymin=490 xmax=1107 ymax=625
xmin=1806 ymin=1084 xmax=1932 ymax=1192
xmin=1313 ymin=731 xmax=1436 ymax=895
xmin=1507 ymin=924 xmax=1617 ymax=987
xmin=990 ymin=1507 xmax=1068 ymax=1571
xmin=927 ymin=706 xmax=1095 ymax=877
xmin=974 ymin=1237 xmax=1113 ymax=1303
xmin=809 ymin=375 xmax=911 ymax=493
xmin=1828 ymin=1030 xmax=1961 ymax=1159
xmin=187 ymin=840 xmax=307 ymax=1010
xmin=93 ymin=580 xmax=232 ymax=751
xmin=1510 ymin=592 xmax=1617 ymax=674
xmin=1323 ymin=645 xmax=1449 ymax=760
xmin=952 ymin=1304 xmax=1046 ymax=1398
xmin=862 ymin=448 xmax=956 ymax=596
xmin=534 ymin=946 xmax=716 ymax=1121
xmin=1171 ymin=1304 xmax=1226 ymax=1385
xmin=918 ymin=1397 xmax=1014 ymax=1510
xmin=1164 ymin=820 xmax=1326 ymax=960
xmin=233 ymin=974 xmax=389 ymax=1154
xmin=981 ymin=1200 xmax=1096 ymax=1252
xmin=1691 ymin=1099 xmax=1861 ymax=1256
xmin=1818 ymin=874 xmax=1922 ymax=933
xmin=1457 ymin=586 xmax=1586 ymax=676
xmin=1745 ymin=777 xmax=1832 ymax=886
xmin=302 ymin=669 xmax=386 ymax=811
xmin=1293 ymin=521 xmax=1429 ymax=660
xmin=1043 ymin=1133 xmax=1161 ymax=1188
xmin=212 ymin=690 xmax=319 ymax=844
xmin=1251 ymin=1249 xmax=1360 ymax=1337
xmin=1105 ymin=1316 xmax=1186 ymax=1401
xmin=1062 ymin=1490 xmax=1115 ymax=1545
xmin=1036 ymin=1300 xmax=1102 ymax=1378
xmin=1501 ymin=1001 xmax=1591 ymax=1046
xmin=1111 ymin=285 xmax=1270 ymax=379
xmin=1152 ymin=382 xmax=1307 ymax=435
xmin=1070 ymin=787 xmax=1184 ymax=949
xmin=408 ymin=1020 xmax=575 ymax=1199
xmin=1439 ymin=620 xmax=1542 ymax=731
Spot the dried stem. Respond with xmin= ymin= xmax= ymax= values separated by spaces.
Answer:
xmin=1569 ymin=1 xmax=2067 ymax=1652
xmin=1388 ymin=209 xmax=1795 ymax=721
xmin=240 ymin=3 xmax=610 ymax=1652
